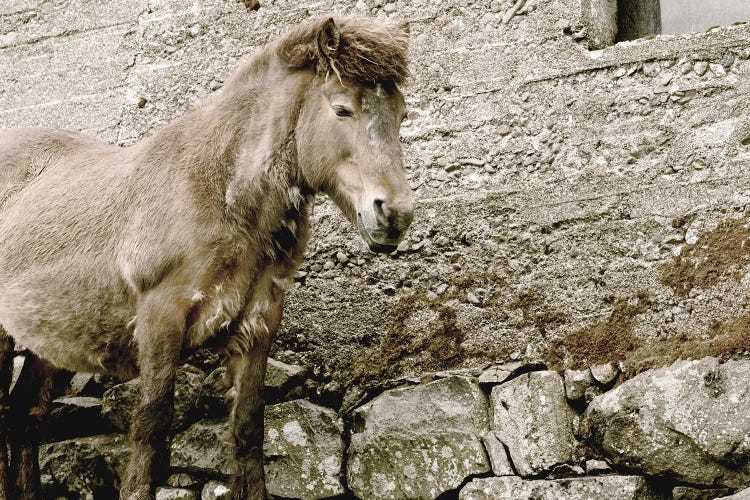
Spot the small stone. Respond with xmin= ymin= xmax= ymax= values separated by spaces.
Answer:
xmin=435 ymin=235 xmax=450 ymax=246
xmin=202 ymin=481 xmax=230 ymax=500
xmin=68 ymin=373 xmax=103 ymax=397
xmin=10 ymin=356 xmax=23 ymax=391
xmin=563 ymin=369 xmax=594 ymax=401
xmin=498 ymin=124 xmax=512 ymax=136
xmin=643 ymin=61 xmax=661 ymax=77
xmin=335 ymin=251 xmax=348 ymax=263
xmin=585 ymin=459 xmax=612 ymax=474
xmin=156 ymin=488 xmax=197 ymax=500
xmin=509 ymin=351 xmax=521 ymax=361
xmin=461 ymin=158 xmax=486 ymax=166
xmin=436 ymin=283 xmax=449 ymax=295
xmin=467 ymin=292 xmax=481 ymax=305
xmin=167 ymin=473 xmax=199 ymax=488
xmin=584 ymin=385 xmax=602 ymax=403
xmin=171 ymin=420 xmax=232 ymax=477
xmin=481 ymin=432 xmax=515 ymax=476
xmin=710 ymin=63 xmax=726 ymax=76
xmin=396 ymin=240 xmax=411 ymax=252
xmin=590 ymin=363 xmax=620 ymax=386
xmin=265 ymin=358 xmax=307 ymax=403
xmin=721 ymin=53 xmax=736 ymax=68
xmin=693 ymin=61 xmax=709 ymax=76
xmin=265 ymin=400 xmax=345 ymax=498
xmin=547 ymin=463 xmax=585 ymax=479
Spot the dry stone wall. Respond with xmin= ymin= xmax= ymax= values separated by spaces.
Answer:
xmin=33 ymin=356 xmax=750 ymax=499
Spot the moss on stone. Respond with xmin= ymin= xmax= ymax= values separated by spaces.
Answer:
xmin=351 ymin=292 xmax=467 ymax=385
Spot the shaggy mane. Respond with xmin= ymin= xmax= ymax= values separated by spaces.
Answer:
xmin=276 ymin=15 xmax=410 ymax=85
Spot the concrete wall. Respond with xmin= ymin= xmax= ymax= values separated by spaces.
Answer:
xmin=2 ymin=0 xmax=749 ymax=386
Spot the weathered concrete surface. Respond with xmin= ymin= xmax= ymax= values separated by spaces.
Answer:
xmin=459 ymin=475 xmax=665 ymax=500
xmin=2 ymin=0 xmax=750 ymax=388
xmin=348 ymin=376 xmax=490 ymax=499
xmin=583 ymin=357 xmax=750 ymax=487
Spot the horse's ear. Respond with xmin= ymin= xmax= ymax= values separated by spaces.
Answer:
xmin=317 ymin=18 xmax=340 ymax=59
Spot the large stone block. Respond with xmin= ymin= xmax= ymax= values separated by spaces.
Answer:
xmin=583 ymin=357 xmax=750 ymax=487
xmin=264 ymin=399 xmax=345 ymax=499
xmin=39 ymin=434 xmax=131 ymax=499
xmin=172 ymin=400 xmax=345 ymax=499
xmin=459 ymin=476 xmax=664 ymax=500
xmin=489 ymin=370 xmax=576 ymax=476
xmin=347 ymin=376 xmax=491 ymax=500
xmin=102 ymin=366 xmax=204 ymax=432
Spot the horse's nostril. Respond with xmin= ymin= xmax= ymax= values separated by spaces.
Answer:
xmin=373 ymin=198 xmax=390 ymax=225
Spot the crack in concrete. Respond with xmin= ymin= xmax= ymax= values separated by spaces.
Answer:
xmin=0 ymin=89 xmax=126 ymax=114
xmin=115 ymin=1 xmax=150 ymax=144
xmin=0 ymin=20 xmax=133 ymax=50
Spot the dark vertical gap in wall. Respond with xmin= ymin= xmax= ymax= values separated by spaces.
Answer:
xmin=616 ymin=0 xmax=662 ymax=41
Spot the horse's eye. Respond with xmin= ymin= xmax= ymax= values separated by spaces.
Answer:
xmin=333 ymin=106 xmax=353 ymax=117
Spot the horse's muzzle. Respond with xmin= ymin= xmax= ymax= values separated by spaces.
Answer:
xmin=357 ymin=206 xmax=412 ymax=254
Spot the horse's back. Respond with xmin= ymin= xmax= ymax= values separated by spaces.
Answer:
xmin=0 ymin=128 xmax=106 ymax=210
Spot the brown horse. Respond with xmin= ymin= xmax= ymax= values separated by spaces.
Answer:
xmin=0 ymin=16 xmax=412 ymax=499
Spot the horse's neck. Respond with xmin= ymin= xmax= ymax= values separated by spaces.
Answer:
xmin=139 ymin=59 xmax=312 ymax=256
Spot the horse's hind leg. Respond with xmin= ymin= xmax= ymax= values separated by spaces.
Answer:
xmin=0 ymin=328 xmax=15 ymax=500
xmin=9 ymin=353 xmax=71 ymax=500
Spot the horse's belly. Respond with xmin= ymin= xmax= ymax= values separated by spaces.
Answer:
xmin=0 ymin=266 xmax=138 ymax=378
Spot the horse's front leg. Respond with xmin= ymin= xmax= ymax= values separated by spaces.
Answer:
xmin=227 ymin=298 xmax=282 ymax=500
xmin=120 ymin=295 xmax=186 ymax=500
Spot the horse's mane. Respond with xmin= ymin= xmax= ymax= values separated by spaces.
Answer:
xmin=277 ymin=16 xmax=410 ymax=85
xmin=224 ymin=16 xmax=409 ymax=91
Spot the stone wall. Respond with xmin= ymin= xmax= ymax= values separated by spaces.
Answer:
xmin=36 ymin=355 xmax=750 ymax=499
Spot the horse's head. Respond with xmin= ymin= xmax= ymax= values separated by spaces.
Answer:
xmin=292 ymin=18 xmax=414 ymax=253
